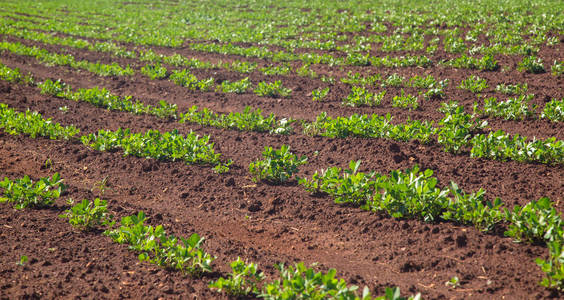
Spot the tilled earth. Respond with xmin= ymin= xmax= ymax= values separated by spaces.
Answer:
xmin=0 ymin=33 xmax=563 ymax=299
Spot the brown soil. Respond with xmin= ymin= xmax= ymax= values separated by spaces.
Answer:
xmin=1 ymin=29 xmax=563 ymax=300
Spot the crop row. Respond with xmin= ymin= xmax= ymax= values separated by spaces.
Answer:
xmin=340 ymin=88 xmax=436 ymax=110
xmin=0 ymin=41 xmax=298 ymax=99
xmin=3 ymin=44 xmax=561 ymax=126
xmin=1 ymin=2 xmax=562 ymax=298
xmin=438 ymin=103 xmax=564 ymax=165
xmin=106 ymin=210 xmax=416 ymax=299
xmin=298 ymin=159 xmax=564 ymax=289
xmin=5 ymin=25 xmax=559 ymax=110
xmin=0 ymin=83 xmax=539 ymax=234
xmin=0 ymin=21 xmax=393 ymax=85
xmin=303 ymin=112 xmax=435 ymax=143
xmin=0 ymin=23 xmax=135 ymax=59
xmin=2 ymin=60 xmax=564 ymax=167
xmin=0 ymin=103 xmax=228 ymax=172
xmin=6 ymin=21 xmax=562 ymax=89
xmin=0 ymin=63 xmax=296 ymax=136
xmin=0 ymin=20 xmax=429 ymax=79
xmin=189 ymin=42 xmax=435 ymax=68
xmin=0 ymin=37 xmax=451 ymax=106
xmin=38 ymin=79 xmax=178 ymax=119
xmin=340 ymin=74 xmax=563 ymax=120
xmin=247 ymin=145 xmax=564 ymax=290
xmin=0 ymin=18 xmax=461 ymax=71
xmin=0 ymin=173 xmax=64 ymax=209
xmin=81 ymin=128 xmax=229 ymax=173
xmin=0 ymin=61 xmax=176 ymax=121
xmin=0 ymin=41 xmax=133 ymax=76
xmin=2 ymin=37 xmax=562 ymax=122
xmin=341 ymin=72 xmax=449 ymax=91
xmin=0 ymin=103 xmax=79 ymax=139
xmin=0 ymin=24 xmax=310 ymax=79
xmin=186 ymin=31 xmax=560 ymax=76
xmin=35 ymin=76 xmax=294 ymax=135
xmin=0 ymin=172 xmax=419 ymax=300
xmin=2 ymin=39 xmax=562 ymax=125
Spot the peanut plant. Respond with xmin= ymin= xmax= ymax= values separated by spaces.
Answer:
xmin=81 ymin=128 xmax=229 ymax=172
xmin=495 ymin=83 xmax=528 ymax=95
xmin=304 ymin=112 xmax=436 ymax=144
xmin=60 ymin=198 xmax=114 ymax=231
xmin=458 ymin=75 xmax=488 ymax=93
xmin=217 ymin=77 xmax=251 ymax=94
xmin=518 ymin=56 xmax=545 ymax=73
xmin=209 ymin=258 xmax=264 ymax=296
xmin=475 ymin=94 xmax=536 ymax=120
xmin=541 ymin=98 xmax=564 ymax=122
xmin=180 ymin=105 xmax=294 ymax=135
xmin=260 ymin=263 xmax=372 ymax=300
xmin=249 ymin=145 xmax=307 ymax=183
xmin=105 ymin=211 xmax=214 ymax=276
xmin=0 ymin=103 xmax=80 ymax=139
xmin=253 ymin=80 xmax=292 ymax=98
xmin=343 ymin=86 xmax=385 ymax=107
xmin=391 ymin=89 xmax=419 ymax=110
xmin=0 ymin=173 xmax=65 ymax=209
xmin=38 ymin=79 xmax=178 ymax=119
xmin=311 ymin=87 xmax=330 ymax=101
xmin=140 ymin=63 xmax=168 ymax=79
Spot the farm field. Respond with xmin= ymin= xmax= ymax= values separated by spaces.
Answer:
xmin=0 ymin=0 xmax=563 ymax=299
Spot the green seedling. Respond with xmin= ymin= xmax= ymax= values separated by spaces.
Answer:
xmin=303 ymin=112 xmax=435 ymax=144
xmin=518 ymin=56 xmax=545 ymax=73
xmin=504 ymin=197 xmax=563 ymax=244
xmin=217 ymin=77 xmax=251 ymax=94
xmin=253 ymin=80 xmax=292 ymax=98
xmin=541 ymin=98 xmax=564 ymax=122
xmin=0 ymin=104 xmax=79 ymax=140
xmin=343 ymin=86 xmax=385 ymax=107
xmin=140 ymin=63 xmax=167 ymax=79
xmin=81 ymin=128 xmax=226 ymax=171
xmin=445 ymin=276 xmax=460 ymax=288
xmin=180 ymin=105 xmax=294 ymax=135
xmin=495 ymin=83 xmax=528 ymax=95
xmin=91 ymin=176 xmax=110 ymax=198
xmin=249 ymin=145 xmax=307 ymax=183
xmin=475 ymin=94 xmax=536 ymax=120
xmin=392 ymin=89 xmax=419 ymax=110
xmin=44 ymin=159 xmax=54 ymax=171
xmin=311 ymin=87 xmax=330 ymax=101
xmin=16 ymin=255 xmax=28 ymax=266
xmin=60 ymin=198 xmax=114 ymax=231
xmin=105 ymin=211 xmax=214 ymax=276
xmin=458 ymin=75 xmax=488 ymax=93
xmin=0 ymin=173 xmax=65 ymax=209
xmin=209 ymin=257 xmax=265 ymax=296
xmin=470 ymin=131 xmax=564 ymax=165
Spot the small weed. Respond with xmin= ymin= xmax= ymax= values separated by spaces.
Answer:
xmin=16 ymin=255 xmax=28 ymax=266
